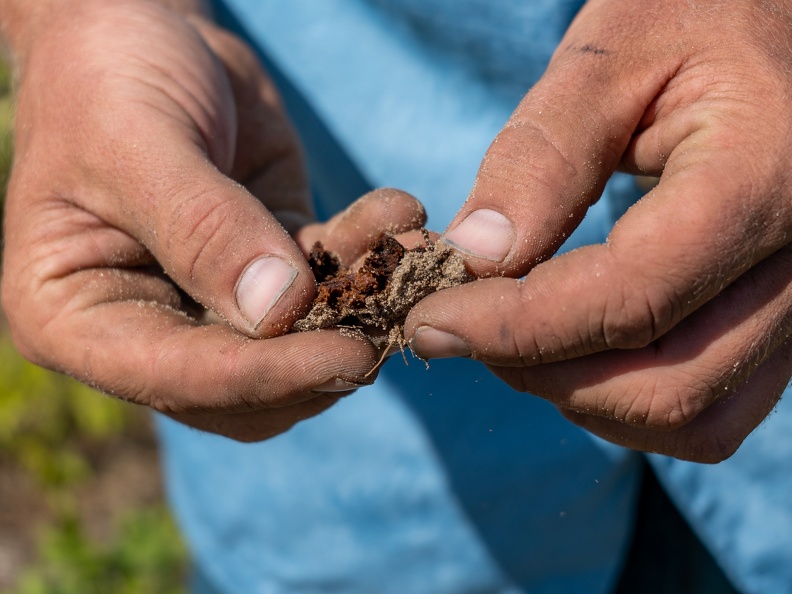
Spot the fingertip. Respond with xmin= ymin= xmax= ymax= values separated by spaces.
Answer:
xmin=308 ymin=187 xmax=429 ymax=265
xmin=360 ymin=187 xmax=428 ymax=233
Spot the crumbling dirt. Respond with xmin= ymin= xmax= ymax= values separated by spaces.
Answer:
xmin=293 ymin=231 xmax=473 ymax=353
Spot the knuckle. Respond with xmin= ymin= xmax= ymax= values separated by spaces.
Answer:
xmin=597 ymin=277 xmax=680 ymax=349
xmin=160 ymin=188 xmax=238 ymax=286
xmin=644 ymin=391 xmax=696 ymax=431
xmin=649 ymin=366 xmax=720 ymax=430
xmin=482 ymin=120 xmax=577 ymax=203
xmin=608 ymin=372 xmax=713 ymax=431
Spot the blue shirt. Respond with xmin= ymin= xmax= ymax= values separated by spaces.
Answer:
xmin=157 ymin=2 xmax=792 ymax=593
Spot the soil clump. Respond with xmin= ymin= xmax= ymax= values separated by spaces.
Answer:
xmin=293 ymin=231 xmax=473 ymax=352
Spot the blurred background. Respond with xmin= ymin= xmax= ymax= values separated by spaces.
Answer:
xmin=0 ymin=59 xmax=188 ymax=593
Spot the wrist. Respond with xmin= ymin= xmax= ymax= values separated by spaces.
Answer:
xmin=0 ymin=0 xmax=212 ymax=72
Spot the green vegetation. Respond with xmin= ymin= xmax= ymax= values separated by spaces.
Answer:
xmin=0 ymin=61 xmax=11 ymax=227
xmin=0 ymin=339 xmax=127 ymax=490
xmin=9 ymin=507 xmax=186 ymax=594
xmin=0 ymin=340 xmax=188 ymax=594
xmin=0 ymin=60 xmax=188 ymax=594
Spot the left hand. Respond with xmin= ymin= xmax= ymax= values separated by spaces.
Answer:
xmin=0 ymin=0 xmax=426 ymax=442
xmin=405 ymin=0 xmax=792 ymax=462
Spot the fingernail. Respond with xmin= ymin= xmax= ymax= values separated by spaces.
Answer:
xmin=442 ymin=209 xmax=514 ymax=262
xmin=236 ymin=256 xmax=298 ymax=329
xmin=410 ymin=326 xmax=471 ymax=359
xmin=312 ymin=378 xmax=368 ymax=393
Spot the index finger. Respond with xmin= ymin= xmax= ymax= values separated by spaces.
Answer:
xmin=56 ymin=274 xmax=376 ymax=413
xmin=406 ymin=151 xmax=788 ymax=366
xmin=2 ymin=238 xmax=378 ymax=415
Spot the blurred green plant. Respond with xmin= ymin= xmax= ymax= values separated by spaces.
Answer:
xmin=0 ymin=59 xmax=188 ymax=594
xmin=0 ymin=329 xmax=189 ymax=594
xmin=8 ymin=507 xmax=186 ymax=594
xmin=0 ymin=58 xmax=11 ymax=226
xmin=0 ymin=339 xmax=128 ymax=490
xmin=0 ymin=58 xmax=10 ymax=94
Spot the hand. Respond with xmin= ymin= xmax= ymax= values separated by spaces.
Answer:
xmin=406 ymin=0 xmax=792 ymax=462
xmin=0 ymin=0 xmax=425 ymax=441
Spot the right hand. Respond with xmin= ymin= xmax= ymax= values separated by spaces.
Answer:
xmin=0 ymin=0 xmax=425 ymax=441
xmin=405 ymin=0 xmax=792 ymax=462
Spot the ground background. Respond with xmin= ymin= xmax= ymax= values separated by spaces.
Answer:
xmin=0 ymin=59 xmax=189 ymax=594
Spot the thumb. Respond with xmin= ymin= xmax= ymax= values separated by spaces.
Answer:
xmin=11 ymin=0 xmax=317 ymax=339
xmin=441 ymin=5 xmax=673 ymax=276
xmin=140 ymin=153 xmax=315 ymax=338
